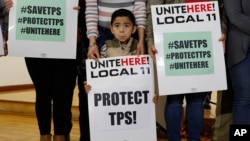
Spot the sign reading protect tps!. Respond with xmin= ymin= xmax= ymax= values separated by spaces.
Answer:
xmin=86 ymin=55 xmax=157 ymax=141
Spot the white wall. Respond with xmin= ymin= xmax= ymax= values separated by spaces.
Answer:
xmin=0 ymin=57 xmax=32 ymax=86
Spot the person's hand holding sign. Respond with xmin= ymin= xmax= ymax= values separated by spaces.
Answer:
xmin=147 ymin=45 xmax=158 ymax=63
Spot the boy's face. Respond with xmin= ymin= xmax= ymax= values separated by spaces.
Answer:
xmin=110 ymin=16 xmax=136 ymax=43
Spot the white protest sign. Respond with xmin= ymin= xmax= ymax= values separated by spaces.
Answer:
xmin=86 ymin=55 xmax=157 ymax=141
xmin=151 ymin=2 xmax=227 ymax=95
xmin=8 ymin=0 xmax=78 ymax=59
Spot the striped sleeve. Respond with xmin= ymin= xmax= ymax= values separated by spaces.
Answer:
xmin=86 ymin=0 xmax=99 ymax=38
xmin=134 ymin=0 xmax=146 ymax=29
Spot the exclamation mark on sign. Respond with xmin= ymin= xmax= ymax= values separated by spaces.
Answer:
xmin=133 ymin=111 xmax=137 ymax=124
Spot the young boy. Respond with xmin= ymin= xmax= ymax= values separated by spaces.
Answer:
xmin=85 ymin=8 xmax=158 ymax=103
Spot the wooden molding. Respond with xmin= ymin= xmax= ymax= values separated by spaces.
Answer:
xmin=0 ymin=84 xmax=34 ymax=92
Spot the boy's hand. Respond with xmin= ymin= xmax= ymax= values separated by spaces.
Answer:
xmin=84 ymin=81 xmax=91 ymax=94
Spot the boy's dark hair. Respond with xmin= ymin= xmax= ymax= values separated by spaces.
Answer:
xmin=111 ymin=9 xmax=136 ymax=26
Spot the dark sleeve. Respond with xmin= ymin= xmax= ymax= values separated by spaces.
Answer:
xmin=145 ymin=0 xmax=165 ymax=47
xmin=223 ymin=0 xmax=250 ymax=35
xmin=0 ymin=0 xmax=9 ymax=40
xmin=0 ymin=14 xmax=9 ymax=40
xmin=0 ymin=3 xmax=6 ymax=17
xmin=218 ymin=0 xmax=227 ymax=34
xmin=77 ymin=0 xmax=89 ymax=46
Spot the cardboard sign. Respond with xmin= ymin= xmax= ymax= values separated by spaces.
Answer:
xmin=86 ymin=55 xmax=157 ymax=141
xmin=151 ymin=2 xmax=227 ymax=95
xmin=8 ymin=0 xmax=78 ymax=59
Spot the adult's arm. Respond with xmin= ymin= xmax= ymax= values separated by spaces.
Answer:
xmin=218 ymin=0 xmax=227 ymax=34
xmin=145 ymin=0 xmax=164 ymax=61
xmin=85 ymin=0 xmax=99 ymax=60
xmin=134 ymin=0 xmax=146 ymax=55
xmin=86 ymin=0 xmax=98 ymax=39
xmin=0 ymin=0 xmax=12 ymax=57
xmin=217 ymin=0 xmax=227 ymax=52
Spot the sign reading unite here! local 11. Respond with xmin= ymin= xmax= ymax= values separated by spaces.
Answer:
xmin=151 ymin=2 xmax=227 ymax=95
